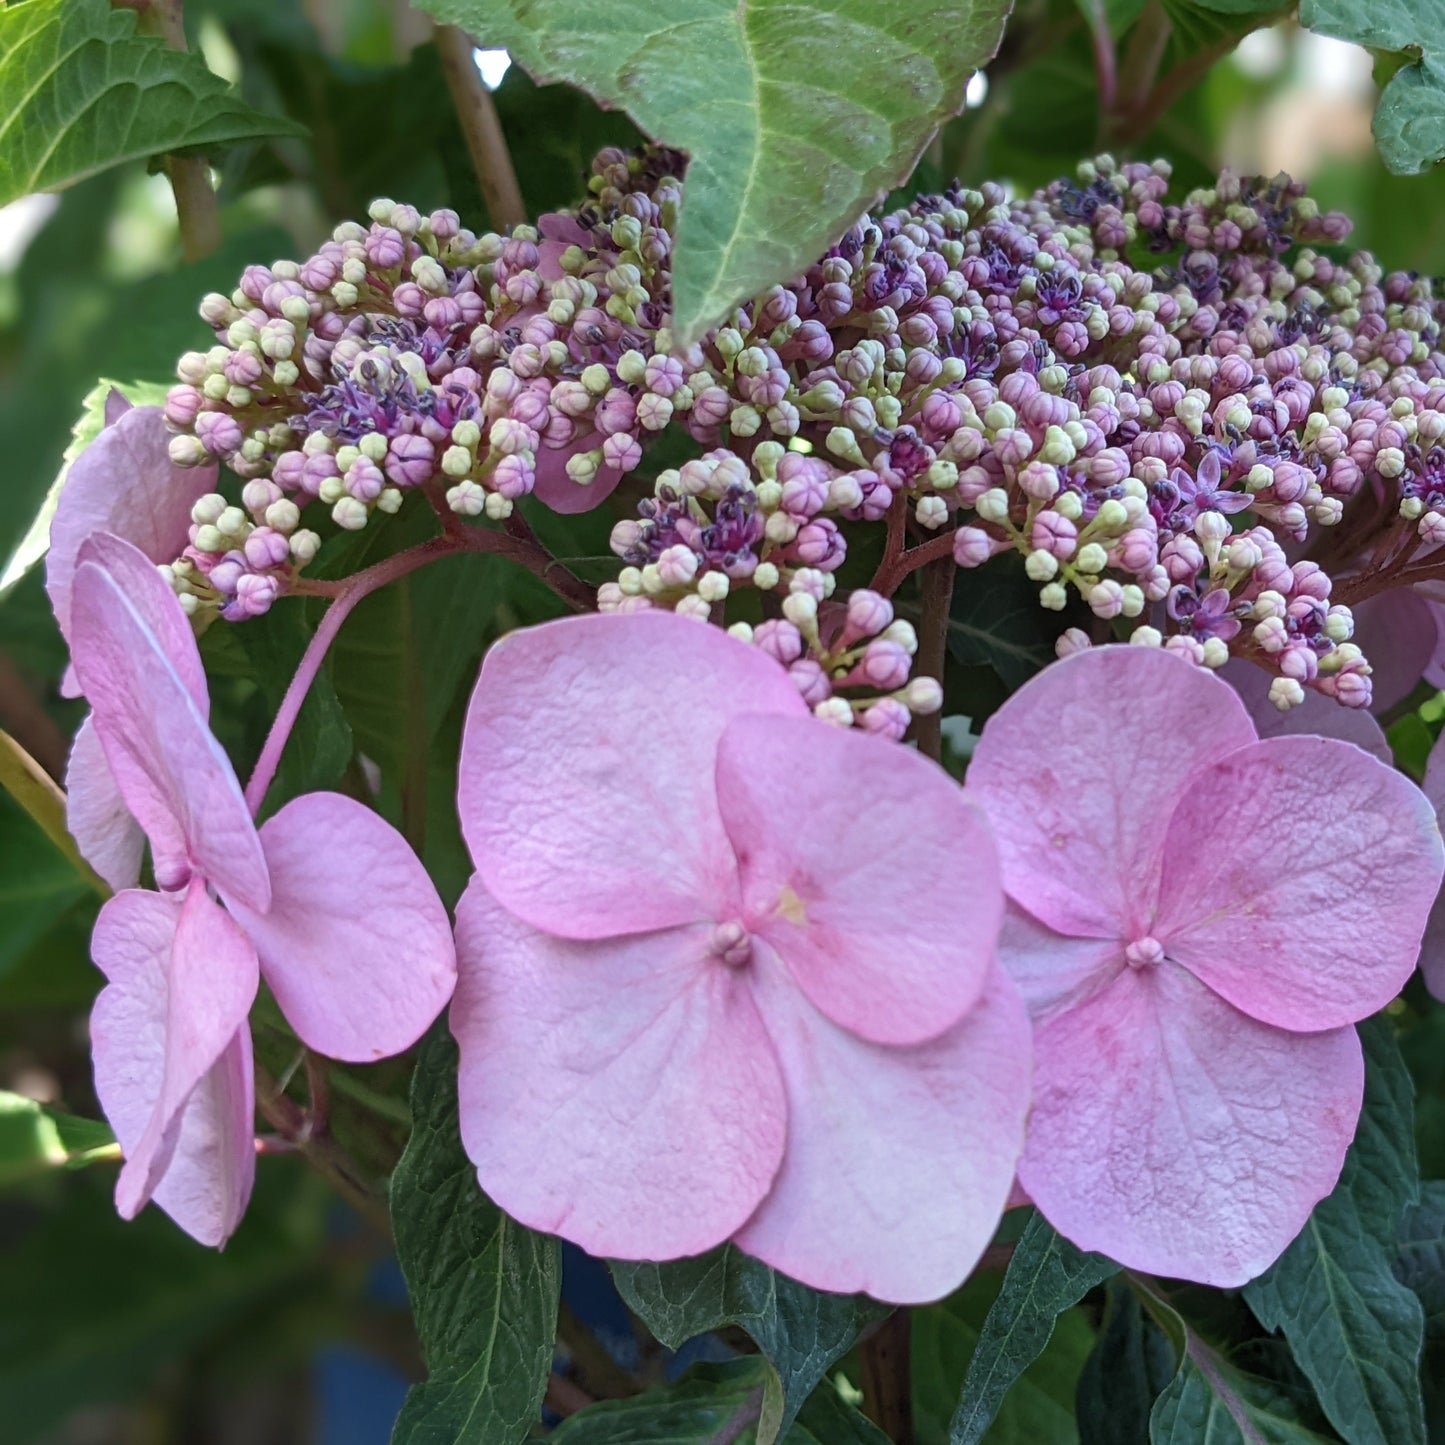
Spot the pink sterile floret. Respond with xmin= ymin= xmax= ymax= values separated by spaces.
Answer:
xmin=67 ymin=534 xmax=456 ymax=1246
xmin=451 ymin=611 xmax=1030 ymax=1305
xmin=1418 ymin=729 xmax=1445 ymax=1003
xmin=47 ymin=400 xmax=216 ymax=699
xmin=966 ymin=645 xmax=1444 ymax=1287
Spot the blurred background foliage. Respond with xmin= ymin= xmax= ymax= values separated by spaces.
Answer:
xmin=3 ymin=0 xmax=1445 ymax=1441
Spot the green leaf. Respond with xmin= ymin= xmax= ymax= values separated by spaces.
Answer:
xmin=947 ymin=553 xmax=1079 ymax=693
xmin=1149 ymin=1353 xmax=1339 ymax=1445
xmin=0 ymin=727 xmax=107 ymax=897
xmin=1298 ymin=0 xmax=1445 ymax=175
xmin=612 ymin=1246 xmax=890 ymax=1445
xmin=1243 ymin=1018 xmax=1426 ymax=1445
xmin=550 ymin=1359 xmax=767 ymax=1443
xmin=0 ymin=789 xmax=93 ymax=981
xmin=913 ymin=1269 xmax=1094 ymax=1444
xmin=0 ymin=0 xmax=306 ymax=208
xmin=1076 ymin=1280 xmax=1175 ymax=1445
xmin=418 ymin=0 xmax=1014 ymax=346
xmin=0 ymin=1092 xmax=115 ymax=1187
xmin=548 ymin=1360 xmax=889 ymax=1444
xmin=390 ymin=1029 xmax=560 ymax=1445
xmin=948 ymin=1213 xmax=1117 ymax=1444
xmin=1395 ymin=1180 xmax=1445 ymax=1337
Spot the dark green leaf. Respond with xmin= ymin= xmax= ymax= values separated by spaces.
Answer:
xmin=1149 ymin=1353 xmax=1339 ymax=1445
xmin=913 ymin=1269 xmax=1093 ymax=1444
xmin=418 ymin=0 xmax=1014 ymax=346
xmin=0 ymin=790 xmax=91 ymax=981
xmin=549 ymin=1359 xmax=768 ymax=1443
xmin=947 ymin=553 xmax=1078 ymax=693
xmin=1243 ymin=1018 xmax=1426 ymax=1445
xmin=948 ymin=1213 xmax=1117 ymax=1444
xmin=1299 ymin=0 xmax=1445 ymax=175
xmin=1076 ymin=1280 xmax=1175 ymax=1445
xmin=0 ymin=0 xmax=305 ymax=207
xmin=390 ymin=1029 xmax=560 ymax=1445
xmin=1395 ymin=1180 xmax=1445 ymax=1337
xmin=612 ymin=1246 xmax=890 ymax=1445
xmin=0 ymin=1093 xmax=115 ymax=1187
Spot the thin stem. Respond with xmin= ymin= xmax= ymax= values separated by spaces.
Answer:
xmin=254 ymin=1063 xmax=391 ymax=1236
xmin=912 ymin=555 xmax=956 ymax=765
xmin=1112 ymin=0 xmax=1171 ymax=124
xmin=871 ymin=529 xmax=957 ymax=599
xmin=121 ymin=1 xmax=221 ymax=260
xmin=243 ymin=538 xmax=459 ymax=814
xmin=859 ymin=1310 xmax=914 ymax=1445
xmin=433 ymin=23 xmax=526 ymax=231
xmin=1085 ymin=0 xmax=1117 ymax=117
xmin=870 ymin=497 xmax=910 ymax=595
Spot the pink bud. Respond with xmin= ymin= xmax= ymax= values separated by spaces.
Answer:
xmin=954 ymin=526 xmax=997 ymax=568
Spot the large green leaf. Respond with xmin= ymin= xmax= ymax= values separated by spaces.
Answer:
xmin=548 ymin=1360 xmax=889 ymax=1444
xmin=0 ymin=0 xmax=305 ymax=208
xmin=914 ymin=1270 xmax=1094 ymax=1444
xmin=1243 ymin=1018 xmax=1426 ymax=1445
xmin=390 ymin=1029 xmax=560 ymax=1445
xmin=1395 ymin=1180 xmax=1445 ymax=1338
xmin=418 ymin=0 xmax=1013 ymax=346
xmin=1075 ymin=1280 xmax=1175 ymax=1445
xmin=1298 ymin=0 xmax=1445 ymax=175
xmin=0 ymin=1091 xmax=114 ymax=1188
xmin=948 ymin=1214 xmax=1117 ymax=1444
xmin=947 ymin=553 xmax=1079 ymax=693
xmin=0 ymin=790 xmax=92 ymax=981
xmin=1149 ymin=1354 xmax=1338 ymax=1445
xmin=612 ymin=1246 xmax=890 ymax=1445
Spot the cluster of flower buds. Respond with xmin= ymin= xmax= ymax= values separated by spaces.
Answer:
xmin=153 ymin=144 xmax=1445 ymax=706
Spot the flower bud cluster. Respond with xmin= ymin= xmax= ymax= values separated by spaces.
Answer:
xmin=154 ymin=146 xmax=1445 ymax=703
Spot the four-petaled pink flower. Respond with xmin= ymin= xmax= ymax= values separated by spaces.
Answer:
xmin=967 ymin=645 xmax=1444 ymax=1285
xmin=450 ymin=611 xmax=1030 ymax=1304
xmin=68 ymin=534 xmax=456 ymax=1246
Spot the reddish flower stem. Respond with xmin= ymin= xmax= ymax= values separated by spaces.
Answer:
xmin=871 ymin=528 xmax=958 ymax=598
xmin=243 ymin=538 xmax=460 ymax=814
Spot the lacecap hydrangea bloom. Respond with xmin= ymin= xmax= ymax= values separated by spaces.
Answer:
xmin=66 ymin=536 xmax=456 ymax=1244
xmin=967 ymin=645 xmax=1444 ymax=1284
xmin=450 ymin=611 xmax=1030 ymax=1304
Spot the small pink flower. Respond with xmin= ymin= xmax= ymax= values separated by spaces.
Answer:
xmin=450 ymin=612 xmax=1030 ymax=1303
xmin=967 ymin=645 xmax=1443 ymax=1285
xmin=68 ymin=536 xmax=456 ymax=1246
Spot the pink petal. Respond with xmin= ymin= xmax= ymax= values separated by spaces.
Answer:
xmin=715 ymin=713 xmax=1000 ymax=1046
xmin=69 ymin=558 xmax=269 ymax=910
xmin=1348 ymin=588 xmax=1437 ymax=713
xmin=997 ymin=903 xmax=1124 ymax=1018
xmin=733 ymin=953 xmax=1031 ymax=1304
xmin=1018 ymin=961 xmax=1363 ymax=1287
xmin=66 ymin=715 xmax=145 ymax=892
xmin=1157 ymin=736 xmax=1443 ymax=1030
xmin=1427 ymin=599 xmax=1445 ymax=690
xmin=47 ymin=405 xmax=215 ymax=656
xmin=224 ymin=793 xmax=456 ymax=1062
xmin=1410 ymin=732 xmax=1445 ymax=1001
xmin=1222 ymin=659 xmax=1390 ymax=764
xmin=530 ymin=432 xmax=625 ymax=512
xmin=91 ymin=892 xmax=254 ymax=1246
xmin=104 ymin=388 xmax=134 ymax=425
xmin=458 ymin=612 xmax=806 ymax=939
xmin=79 ymin=533 xmax=208 ymax=710
xmin=451 ymin=876 xmax=786 ymax=1260
xmin=966 ymin=647 xmax=1256 ymax=940
xmin=99 ymin=883 xmax=259 ymax=1230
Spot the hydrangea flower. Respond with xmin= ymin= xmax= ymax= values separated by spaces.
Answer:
xmin=1420 ymin=732 xmax=1445 ymax=1003
xmin=67 ymin=535 xmax=456 ymax=1245
xmin=1222 ymin=659 xmax=1390 ymax=763
xmin=966 ymin=645 xmax=1443 ymax=1285
xmin=450 ymin=611 xmax=1030 ymax=1303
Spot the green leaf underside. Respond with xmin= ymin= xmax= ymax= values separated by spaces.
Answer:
xmin=1242 ymin=1018 xmax=1426 ymax=1445
xmin=548 ymin=1360 xmax=890 ymax=1444
xmin=948 ymin=1213 xmax=1117 ymax=1444
xmin=1299 ymin=0 xmax=1445 ymax=174
xmin=612 ymin=1246 xmax=890 ymax=1444
xmin=390 ymin=1030 xmax=560 ymax=1445
xmin=0 ymin=0 xmax=306 ymax=209
xmin=418 ymin=0 xmax=1013 ymax=345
